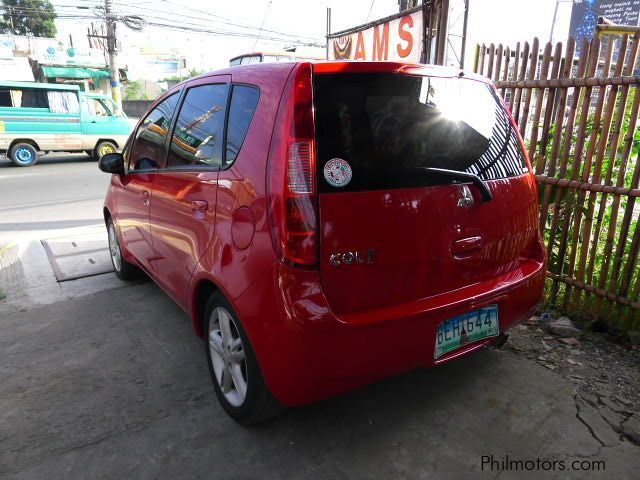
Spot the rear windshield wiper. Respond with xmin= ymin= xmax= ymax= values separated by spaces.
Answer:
xmin=421 ymin=167 xmax=493 ymax=203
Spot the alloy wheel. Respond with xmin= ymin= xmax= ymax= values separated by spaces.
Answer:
xmin=108 ymin=223 xmax=122 ymax=272
xmin=208 ymin=306 xmax=248 ymax=407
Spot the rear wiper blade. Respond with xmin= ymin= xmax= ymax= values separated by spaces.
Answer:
xmin=422 ymin=167 xmax=493 ymax=203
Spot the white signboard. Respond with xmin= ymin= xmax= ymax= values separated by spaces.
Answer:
xmin=0 ymin=37 xmax=14 ymax=60
xmin=35 ymin=44 xmax=107 ymax=68
xmin=328 ymin=10 xmax=423 ymax=63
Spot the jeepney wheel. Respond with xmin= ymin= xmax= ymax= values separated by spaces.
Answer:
xmin=9 ymin=143 xmax=38 ymax=167
xmin=94 ymin=141 xmax=117 ymax=160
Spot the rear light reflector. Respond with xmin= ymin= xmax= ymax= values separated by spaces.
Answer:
xmin=288 ymin=142 xmax=314 ymax=194
xmin=266 ymin=63 xmax=319 ymax=268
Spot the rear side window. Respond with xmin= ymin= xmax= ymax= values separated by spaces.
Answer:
xmin=313 ymin=73 xmax=528 ymax=193
xmin=129 ymin=93 xmax=178 ymax=171
xmin=167 ymin=83 xmax=229 ymax=168
xmin=225 ymin=85 xmax=260 ymax=165
xmin=0 ymin=88 xmax=50 ymax=108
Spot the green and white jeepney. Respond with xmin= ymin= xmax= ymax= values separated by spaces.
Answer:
xmin=0 ymin=81 xmax=132 ymax=167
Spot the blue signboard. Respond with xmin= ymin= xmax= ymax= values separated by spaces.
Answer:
xmin=569 ymin=0 xmax=640 ymax=53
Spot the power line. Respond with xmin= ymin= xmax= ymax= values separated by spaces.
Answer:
xmin=109 ymin=1 xmax=320 ymax=42
xmin=365 ymin=0 xmax=376 ymax=23
xmin=143 ymin=20 xmax=322 ymax=47
xmin=2 ymin=3 xmax=325 ymax=47
xmin=42 ymin=1 xmax=324 ymax=44
xmin=252 ymin=0 xmax=272 ymax=53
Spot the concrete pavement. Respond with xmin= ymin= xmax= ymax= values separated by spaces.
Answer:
xmin=0 ymin=154 xmax=108 ymax=239
xmin=0 ymin=154 xmax=121 ymax=313
xmin=1 ymin=282 xmax=639 ymax=479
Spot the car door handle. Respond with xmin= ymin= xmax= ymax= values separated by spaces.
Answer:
xmin=140 ymin=190 xmax=150 ymax=206
xmin=451 ymin=236 xmax=482 ymax=257
xmin=191 ymin=200 xmax=208 ymax=211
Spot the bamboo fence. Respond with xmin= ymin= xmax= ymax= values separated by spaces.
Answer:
xmin=474 ymin=35 xmax=640 ymax=330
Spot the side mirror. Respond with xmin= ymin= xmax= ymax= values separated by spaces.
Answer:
xmin=99 ymin=152 xmax=125 ymax=175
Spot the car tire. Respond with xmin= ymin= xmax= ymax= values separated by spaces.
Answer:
xmin=107 ymin=218 xmax=142 ymax=280
xmin=94 ymin=141 xmax=117 ymax=161
xmin=9 ymin=143 xmax=38 ymax=167
xmin=204 ymin=291 xmax=285 ymax=425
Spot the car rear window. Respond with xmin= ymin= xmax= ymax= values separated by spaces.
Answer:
xmin=167 ymin=83 xmax=229 ymax=168
xmin=225 ymin=85 xmax=260 ymax=166
xmin=313 ymin=73 xmax=528 ymax=193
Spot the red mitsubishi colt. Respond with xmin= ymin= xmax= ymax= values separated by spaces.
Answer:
xmin=100 ymin=61 xmax=546 ymax=424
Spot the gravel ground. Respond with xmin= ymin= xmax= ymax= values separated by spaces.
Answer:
xmin=504 ymin=315 xmax=640 ymax=446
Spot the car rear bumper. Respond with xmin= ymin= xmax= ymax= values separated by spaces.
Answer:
xmin=233 ymin=258 xmax=545 ymax=406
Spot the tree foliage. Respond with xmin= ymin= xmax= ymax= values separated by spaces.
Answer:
xmin=0 ymin=0 xmax=57 ymax=37
xmin=124 ymin=81 xmax=149 ymax=101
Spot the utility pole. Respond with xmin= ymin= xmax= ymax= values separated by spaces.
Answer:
xmin=105 ymin=0 xmax=121 ymax=108
xmin=7 ymin=5 xmax=14 ymax=32
xmin=549 ymin=0 xmax=572 ymax=44
xmin=325 ymin=7 xmax=331 ymax=60
xmin=550 ymin=0 xmax=560 ymax=43
xmin=459 ymin=0 xmax=469 ymax=69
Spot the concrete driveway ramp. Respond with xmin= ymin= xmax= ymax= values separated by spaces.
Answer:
xmin=41 ymin=232 xmax=113 ymax=282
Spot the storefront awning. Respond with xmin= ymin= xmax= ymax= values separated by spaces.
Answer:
xmin=41 ymin=66 xmax=111 ymax=79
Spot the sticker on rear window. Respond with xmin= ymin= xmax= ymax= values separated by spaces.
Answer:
xmin=324 ymin=158 xmax=352 ymax=188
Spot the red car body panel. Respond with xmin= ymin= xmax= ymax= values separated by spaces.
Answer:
xmin=228 ymin=258 xmax=544 ymax=406
xmin=149 ymin=170 xmax=219 ymax=306
xmin=103 ymin=61 xmax=546 ymax=407
xmin=318 ymin=174 xmax=540 ymax=314
xmin=115 ymin=172 xmax=156 ymax=274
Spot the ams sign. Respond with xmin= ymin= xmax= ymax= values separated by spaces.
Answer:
xmin=329 ymin=11 xmax=423 ymax=63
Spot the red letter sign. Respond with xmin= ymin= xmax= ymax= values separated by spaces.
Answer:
xmin=355 ymin=31 xmax=366 ymax=60
xmin=397 ymin=15 xmax=413 ymax=58
xmin=373 ymin=22 xmax=389 ymax=61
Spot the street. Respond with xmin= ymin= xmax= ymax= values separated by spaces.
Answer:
xmin=0 ymin=154 xmax=108 ymax=239
xmin=1 ymin=157 xmax=639 ymax=479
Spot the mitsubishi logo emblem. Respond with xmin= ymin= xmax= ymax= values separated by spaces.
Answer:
xmin=457 ymin=185 xmax=474 ymax=207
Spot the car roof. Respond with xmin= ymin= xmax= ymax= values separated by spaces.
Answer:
xmin=161 ymin=61 xmax=490 ymax=103
xmin=179 ymin=61 xmax=488 ymax=86
xmin=229 ymin=52 xmax=324 ymax=60
xmin=0 ymin=80 xmax=80 ymax=91
xmin=310 ymin=61 xmax=489 ymax=82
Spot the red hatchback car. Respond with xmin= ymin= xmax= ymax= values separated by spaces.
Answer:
xmin=100 ymin=61 xmax=546 ymax=424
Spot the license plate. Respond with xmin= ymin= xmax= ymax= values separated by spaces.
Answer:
xmin=434 ymin=305 xmax=499 ymax=359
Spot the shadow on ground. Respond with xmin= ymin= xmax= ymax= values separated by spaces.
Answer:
xmin=1 ymin=282 xmax=638 ymax=479
xmin=0 ymin=154 xmax=95 ymax=169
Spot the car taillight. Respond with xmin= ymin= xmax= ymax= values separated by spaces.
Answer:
xmin=267 ymin=63 xmax=318 ymax=267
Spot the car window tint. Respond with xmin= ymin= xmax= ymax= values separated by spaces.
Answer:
xmin=167 ymin=84 xmax=229 ymax=168
xmin=313 ymin=73 xmax=528 ymax=193
xmin=0 ymin=89 xmax=12 ymax=106
xmin=129 ymin=93 xmax=178 ymax=171
xmin=3 ymin=88 xmax=49 ymax=108
xmin=225 ymin=85 xmax=260 ymax=165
